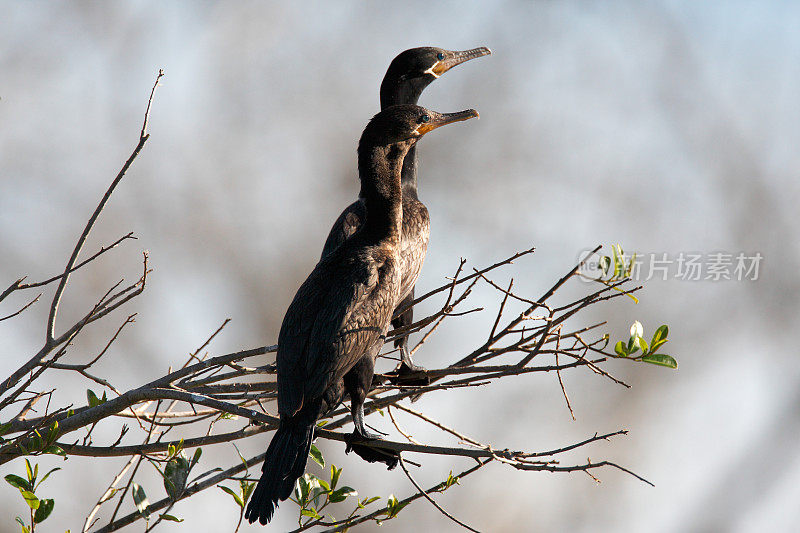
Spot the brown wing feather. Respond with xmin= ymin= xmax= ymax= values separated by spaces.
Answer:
xmin=320 ymin=200 xmax=366 ymax=259
xmin=277 ymin=246 xmax=399 ymax=417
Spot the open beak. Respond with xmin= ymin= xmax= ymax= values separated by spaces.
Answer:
xmin=414 ymin=109 xmax=479 ymax=136
xmin=430 ymin=46 xmax=492 ymax=77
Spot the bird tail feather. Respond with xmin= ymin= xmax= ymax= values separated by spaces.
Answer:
xmin=244 ymin=404 xmax=318 ymax=525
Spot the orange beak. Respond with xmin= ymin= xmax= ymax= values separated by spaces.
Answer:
xmin=414 ymin=109 xmax=479 ymax=136
xmin=430 ymin=46 xmax=492 ymax=76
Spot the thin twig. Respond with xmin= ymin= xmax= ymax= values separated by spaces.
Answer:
xmin=398 ymin=456 xmax=481 ymax=533
xmin=0 ymin=293 xmax=42 ymax=322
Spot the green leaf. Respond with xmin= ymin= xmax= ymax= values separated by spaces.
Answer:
xmin=301 ymin=508 xmax=322 ymax=519
xmin=160 ymin=514 xmax=183 ymax=522
xmin=614 ymin=341 xmax=627 ymax=357
xmin=437 ymin=471 xmax=460 ymax=491
xmin=641 ymin=353 xmax=678 ymax=369
xmin=20 ymin=490 xmax=40 ymax=510
xmin=309 ymin=445 xmax=324 ymax=468
xmin=36 ymin=467 xmax=61 ymax=490
xmin=599 ymin=255 xmax=611 ymax=275
xmin=625 ymin=252 xmax=637 ymax=277
xmin=191 ymin=447 xmax=202 ymax=468
xmin=638 ymin=337 xmax=648 ymax=353
xmin=305 ymin=474 xmax=322 ymax=490
xmin=33 ymin=499 xmax=54 ymax=523
xmin=43 ymin=445 xmax=66 ymax=457
xmin=5 ymin=474 xmax=31 ymax=491
xmin=25 ymin=459 xmax=35 ymax=484
xmin=232 ymin=443 xmax=248 ymax=469
xmin=15 ymin=516 xmax=29 ymax=533
xmin=241 ymin=481 xmax=256 ymax=504
xmin=87 ymin=389 xmax=100 ymax=408
xmin=29 ymin=433 xmax=42 ymax=452
xmin=358 ymin=495 xmax=381 ymax=508
xmin=297 ymin=475 xmax=310 ymax=504
xmin=131 ymin=482 xmax=150 ymax=519
xmin=46 ymin=421 xmax=59 ymax=446
xmin=330 ymin=465 xmax=341 ymax=490
xmin=384 ymin=494 xmax=408 ymax=518
xmin=218 ymin=485 xmax=244 ymax=509
xmin=654 ymin=324 xmax=669 ymax=342
xmin=163 ymin=455 xmax=190 ymax=499
xmin=627 ymin=336 xmax=639 ymax=355
xmin=649 ymin=338 xmax=668 ymax=353
xmin=612 ymin=244 xmax=623 ymax=278
xmin=329 ymin=486 xmax=357 ymax=503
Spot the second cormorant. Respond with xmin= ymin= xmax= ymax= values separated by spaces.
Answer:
xmin=245 ymin=104 xmax=479 ymax=525
xmin=320 ymin=46 xmax=491 ymax=377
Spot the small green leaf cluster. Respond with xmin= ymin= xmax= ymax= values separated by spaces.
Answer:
xmin=216 ymin=445 xmax=256 ymax=529
xmin=613 ymin=323 xmax=677 ymax=369
xmin=218 ymin=479 xmax=255 ymax=511
xmin=4 ymin=458 xmax=59 ymax=532
xmin=12 ymin=420 xmax=64 ymax=457
xmin=374 ymin=470 xmax=461 ymax=525
xmin=131 ymin=482 xmax=150 ymax=519
xmin=434 ymin=471 xmax=460 ymax=492
xmin=159 ymin=441 xmax=202 ymax=501
xmin=290 ymin=448 xmax=468 ymax=529
xmin=381 ymin=494 xmax=409 ymax=520
xmin=86 ymin=388 xmax=107 ymax=407
xmin=599 ymin=244 xmax=637 ymax=280
xmin=132 ymin=441 xmax=203 ymax=524
xmin=131 ymin=482 xmax=182 ymax=523
xmin=294 ymin=467 xmax=358 ymax=523
xmin=285 ymin=447 xmax=379 ymax=529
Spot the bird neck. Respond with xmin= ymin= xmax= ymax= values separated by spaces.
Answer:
xmin=400 ymin=144 xmax=419 ymax=199
xmin=379 ymin=78 xmax=428 ymax=199
xmin=357 ymin=144 xmax=418 ymax=200
xmin=357 ymin=143 xmax=410 ymax=244
xmin=379 ymin=76 xmax=429 ymax=109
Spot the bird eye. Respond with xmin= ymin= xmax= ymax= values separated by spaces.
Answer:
xmin=436 ymin=52 xmax=445 ymax=61
xmin=419 ymin=114 xmax=430 ymax=124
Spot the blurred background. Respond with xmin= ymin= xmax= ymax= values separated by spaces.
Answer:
xmin=1 ymin=1 xmax=798 ymax=531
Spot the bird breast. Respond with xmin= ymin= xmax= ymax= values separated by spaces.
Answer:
xmin=398 ymin=196 xmax=430 ymax=301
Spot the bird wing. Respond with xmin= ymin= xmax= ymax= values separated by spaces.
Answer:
xmin=319 ymin=200 xmax=366 ymax=259
xmin=276 ymin=275 xmax=320 ymax=417
xmin=277 ymin=250 xmax=395 ymax=417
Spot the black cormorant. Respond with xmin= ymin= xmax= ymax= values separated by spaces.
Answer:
xmin=320 ymin=47 xmax=490 ymax=376
xmin=245 ymin=104 xmax=479 ymax=525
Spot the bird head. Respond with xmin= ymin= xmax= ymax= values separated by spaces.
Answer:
xmin=381 ymin=46 xmax=492 ymax=107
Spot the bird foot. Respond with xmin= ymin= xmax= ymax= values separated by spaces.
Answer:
xmin=345 ymin=431 xmax=400 ymax=470
xmin=386 ymin=361 xmax=430 ymax=387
